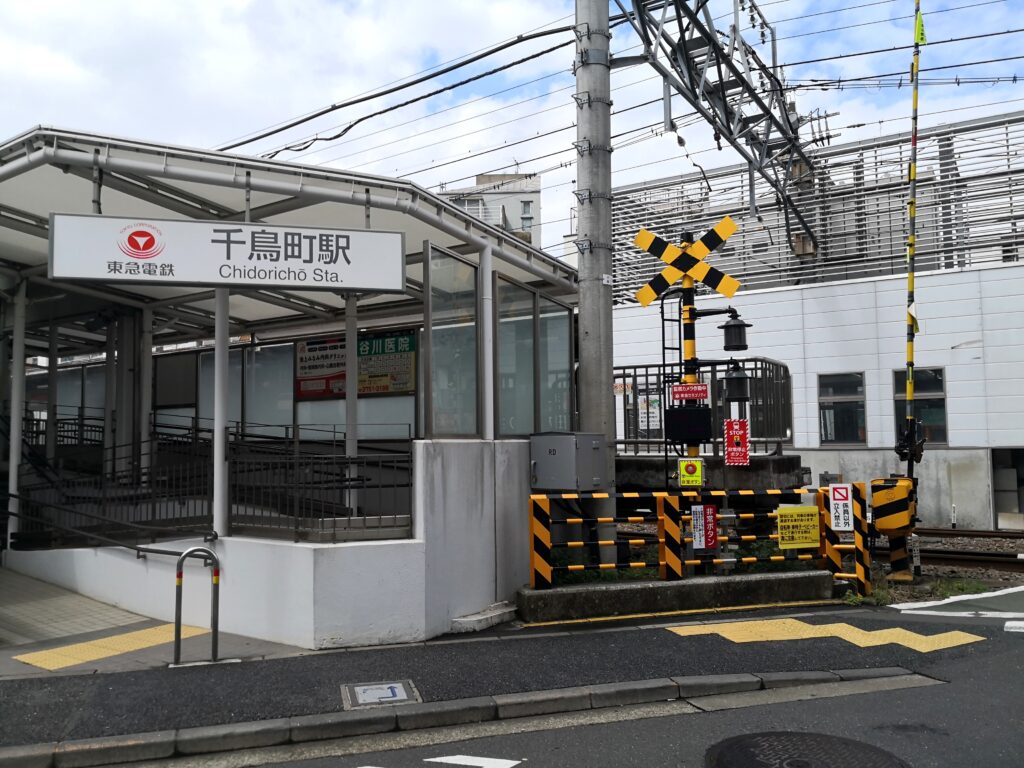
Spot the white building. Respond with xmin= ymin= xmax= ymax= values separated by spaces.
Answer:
xmin=610 ymin=110 xmax=1024 ymax=531
xmin=440 ymin=173 xmax=541 ymax=245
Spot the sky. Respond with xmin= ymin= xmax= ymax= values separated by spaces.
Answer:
xmin=2 ymin=0 xmax=1022 ymax=252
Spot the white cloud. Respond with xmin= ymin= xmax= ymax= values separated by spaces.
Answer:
xmin=1 ymin=0 xmax=1021 ymax=251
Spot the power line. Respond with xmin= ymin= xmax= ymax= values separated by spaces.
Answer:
xmin=786 ymin=54 xmax=1024 ymax=90
xmin=262 ymin=39 xmax=572 ymax=159
xmin=765 ymin=0 xmax=1004 ymax=44
xmin=780 ymin=27 xmax=1024 ymax=68
xmin=213 ymin=12 xmax=576 ymax=150
xmin=217 ymin=25 xmax=575 ymax=152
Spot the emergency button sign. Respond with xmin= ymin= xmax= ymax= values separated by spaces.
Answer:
xmin=678 ymin=458 xmax=704 ymax=487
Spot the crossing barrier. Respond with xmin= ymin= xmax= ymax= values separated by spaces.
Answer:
xmin=528 ymin=485 xmax=872 ymax=596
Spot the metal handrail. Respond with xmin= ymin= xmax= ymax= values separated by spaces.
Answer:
xmin=173 ymin=546 xmax=220 ymax=665
xmin=8 ymin=492 xmax=216 ymax=540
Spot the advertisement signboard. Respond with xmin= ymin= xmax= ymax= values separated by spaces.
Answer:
xmin=295 ymin=330 xmax=417 ymax=401
xmin=50 ymin=214 xmax=405 ymax=292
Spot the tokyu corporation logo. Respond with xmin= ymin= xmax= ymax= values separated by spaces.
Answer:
xmin=117 ymin=223 xmax=164 ymax=260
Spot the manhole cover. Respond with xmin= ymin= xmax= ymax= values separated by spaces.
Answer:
xmin=705 ymin=732 xmax=911 ymax=768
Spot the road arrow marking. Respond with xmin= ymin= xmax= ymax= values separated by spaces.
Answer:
xmin=425 ymin=756 xmax=522 ymax=767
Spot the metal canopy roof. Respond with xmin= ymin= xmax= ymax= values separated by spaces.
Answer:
xmin=0 ymin=127 xmax=577 ymax=355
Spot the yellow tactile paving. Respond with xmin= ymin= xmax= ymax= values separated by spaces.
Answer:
xmin=669 ymin=618 xmax=984 ymax=653
xmin=13 ymin=624 xmax=208 ymax=671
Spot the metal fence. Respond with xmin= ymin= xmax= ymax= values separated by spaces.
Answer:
xmin=13 ymin=414 xmax=414 ymax=548
xmin=613 ymin=358 xmax=792 ymax=455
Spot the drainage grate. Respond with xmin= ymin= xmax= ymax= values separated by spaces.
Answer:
xmin=705 ymin=732 xmax=911 ymax=768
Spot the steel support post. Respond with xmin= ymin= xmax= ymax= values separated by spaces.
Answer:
xmin=576 ymin=0 xmax=616 ymax=560
xmin=103 ymin=326 xmax=116 ymax=478
xmin=480 ymin=240 xmax=494 ymax=440
xmin=139 ymin=307 xmax=153 ymax=479
xmin=213 ymin=288 xmax=229 ymax=536
xmin=345 ymin=294 xmax=359 ymax=515
xmin=6 ymin=281 xmax=26 ymax=545
xmin=46 ymin=324 xmax=58 ymax=461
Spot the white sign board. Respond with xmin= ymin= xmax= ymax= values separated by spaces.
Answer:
xmin=49 ymin=214 xmax=405 ymax=292
xmin=829 ymin=483 xmax=854 ymax=532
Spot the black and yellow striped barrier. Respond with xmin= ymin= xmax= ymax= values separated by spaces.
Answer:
xmin=528 ymin=487 xmax=873 ymax=596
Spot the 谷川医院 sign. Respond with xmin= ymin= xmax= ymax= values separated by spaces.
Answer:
xmin=49 ymin=214 xmax=405 ymax=292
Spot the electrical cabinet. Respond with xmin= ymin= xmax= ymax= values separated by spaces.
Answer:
xmin=530 ymin=432 xmax=610 ymax=491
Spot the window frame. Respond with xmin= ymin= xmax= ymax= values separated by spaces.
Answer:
xmin=893 ymin=367 xmax=948 ymax=446
xmin=818 ymin=372 xmax=867 ymax=445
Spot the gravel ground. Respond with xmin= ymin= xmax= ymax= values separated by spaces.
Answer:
xmin=871 ymin=534 xmax=1024 ymax=603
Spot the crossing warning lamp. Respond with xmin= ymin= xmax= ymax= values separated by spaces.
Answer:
xmin=723 ymin=361 xmax=750 ymax=403
xmin=719 ymin=314 xmax=751 ymax=351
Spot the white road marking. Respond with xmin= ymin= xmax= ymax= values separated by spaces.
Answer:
xmin=425 ymin=756 xmax=522 ymax=767
xmin=1005 ymin=621 xmax=1024 ymax=632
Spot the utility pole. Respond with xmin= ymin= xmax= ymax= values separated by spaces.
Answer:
xmin=575 ymin=0 xmax=614 ymax=474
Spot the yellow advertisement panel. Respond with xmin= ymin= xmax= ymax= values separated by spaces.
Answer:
xmin=777 ymin=506 xmax=820 ymax=550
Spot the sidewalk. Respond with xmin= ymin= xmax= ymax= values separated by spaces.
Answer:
xmin=0 ymin=568 xmax=1014 ymax=766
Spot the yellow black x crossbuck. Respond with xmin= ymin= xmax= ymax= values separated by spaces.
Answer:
xmin=633 ymin=216 xmax=740 ymax=306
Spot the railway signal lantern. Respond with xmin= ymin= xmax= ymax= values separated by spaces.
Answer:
xmin=720 ymin=316 xmax=752 ymax=351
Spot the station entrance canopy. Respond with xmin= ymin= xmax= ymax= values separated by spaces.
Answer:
xmin=0 ymin=127 xmax=576 ymax=350
xmin=0 ymin=126 xmax=579 ymax=543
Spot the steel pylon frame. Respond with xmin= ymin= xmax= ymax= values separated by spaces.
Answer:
xmin=615 ymin=0 xmax=818 ymax=251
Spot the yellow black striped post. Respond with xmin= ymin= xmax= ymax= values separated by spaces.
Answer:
xmin=633 ymin=217 xmax=739 ymax=306
xmin=852 ymin=482 xmax=872 ymax=596
xmin=888 ymin=535 xmax=911 ymax=583
xmin=818 ymin=491 xmax=842 ymax=579
xmin=659 ymin=495 xmax=684 ymax=581
xmin=529 ymin=495 xmax=553 ymax=590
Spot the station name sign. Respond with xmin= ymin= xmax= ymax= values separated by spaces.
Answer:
xmin=49 ymin=214 xmax=405 ymax=292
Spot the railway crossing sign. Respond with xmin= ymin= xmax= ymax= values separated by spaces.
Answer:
xmin=632 ymin=216 xmax=740 ymax=306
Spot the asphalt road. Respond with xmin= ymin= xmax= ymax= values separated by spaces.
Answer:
xmin=256 ymin=640 xmax=1024 ymax=768
xmin=0 ymin=606 xmax=1011 ymax=746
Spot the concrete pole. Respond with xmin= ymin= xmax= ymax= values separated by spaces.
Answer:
xmin=479 ymin=240 xmax=494 ymax=440
xmin=46 ymin=324 xmax=58 ymax=461
xmin=345 ymin=294 xmax=359 ymax=514
xmin=576 ymin=0 xmax=616 ymax=562
xmin=139 ymin=307 xmax=153 ymax=478
xmin=575 ymin=0 xmax=615 ymax=464
xmin=213 ymin=288 xmax=229 ymax=535
xmin=6 ymin=281 xmax=26 ymax=545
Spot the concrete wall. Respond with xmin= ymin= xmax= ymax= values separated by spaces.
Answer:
xmin=797 ymin=448 xmax=992 ymax=529
xmin=414 ymin=439 xmax=531 ymax=637
xmin=2 ymin=536 xmax=428 ymax=648
xmin=4 ymin=439 xmax=531 ymax=649
xmin=613 ymin=262 xmax=1024 ymax=526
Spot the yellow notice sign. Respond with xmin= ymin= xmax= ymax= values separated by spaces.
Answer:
xmin=777 ymin=506 xmax=820 ymax=549
xmin=677 ymin=458 xmax=703 ymax=487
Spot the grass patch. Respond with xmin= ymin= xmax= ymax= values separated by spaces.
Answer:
xmin=931 ymin=577 xmax=991 ymax=600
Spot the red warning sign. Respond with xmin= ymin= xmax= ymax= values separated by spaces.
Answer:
xmin=724 ymin=419 xmax=750 ymax=466
xmin=671 ymin=383 xmax=709 ymax=401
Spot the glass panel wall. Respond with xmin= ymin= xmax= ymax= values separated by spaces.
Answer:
xmin=198 ymin=349 xmax=243 ymax=427
xmin=497 ymin=279 xmax=534 ymax=436
xmin=429 ymin=249 xmax=478 ymax=436
xmin=539 ymin=297 xmax=572 ymax=432
xmin=244 ymin=343 xmax=294 ymax=437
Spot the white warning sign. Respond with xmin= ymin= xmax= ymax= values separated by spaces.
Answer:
xmin=829 ymin=483 xmax=854 ymax=532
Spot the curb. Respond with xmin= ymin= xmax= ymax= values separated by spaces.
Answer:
xmin=0 ymin=667 xmax=913 ymax=767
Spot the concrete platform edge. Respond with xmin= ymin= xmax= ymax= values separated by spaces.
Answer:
xmin=0 ymin=667 xmax=917 ymax=766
